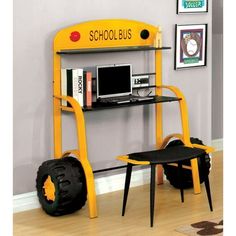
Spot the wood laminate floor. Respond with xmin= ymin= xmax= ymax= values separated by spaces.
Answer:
xmin=14 ymin=151 xmax=223 ymax=236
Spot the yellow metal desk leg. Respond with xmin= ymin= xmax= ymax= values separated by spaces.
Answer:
xmin=53 ymin=102 xmax=62 ymax=159
xmin=55 ymin=95 xmax=98 ymax=218
xmin=80 ymin=159 xmax=98 ymax=218
xmin=62 ymin=150 xmax=98 ymax=218
xmin=191 ymin=158 xmax=201 ymax=194
xmin=72 ymin=101 xmax=98 ymax=218
xmin=157 ymin=165 xmax=164 ymax=185
xmin=156 ymin=86 xmax=202 ymax=194
xmin=155 ymin=49 xmax=164 ymax=185
xmin=53 ymin=53 xmax=62 ymax=159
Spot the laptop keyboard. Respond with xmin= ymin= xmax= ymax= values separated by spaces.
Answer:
xmin=98 ymin=95 xmax=154 ymax=104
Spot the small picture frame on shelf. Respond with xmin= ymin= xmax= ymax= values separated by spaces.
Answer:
xmin=174 ymin=24 xmax=207 ymax=70
xmin=177 ymin=0 xmax=208 ymax=14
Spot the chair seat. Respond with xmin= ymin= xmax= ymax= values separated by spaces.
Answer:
xmin=128 ymin=146 xmax=206 ymax=164
xmin=121 ymin=145 xmax=213 ymax=227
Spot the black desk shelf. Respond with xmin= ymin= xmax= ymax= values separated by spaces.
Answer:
xmin=60 ymin=96 xmax=181 ymax=112
xmin=57 ymin=46 xmax=171 ymax=55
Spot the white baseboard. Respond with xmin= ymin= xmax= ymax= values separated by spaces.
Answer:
xmin=94 ymin=168 xmax=150 ymax=195
xmin=13 ymin=191 xmax=40 ymax=213
xmin=211 ymin=138 xmax=223 ymax=151
xmin=13 ymin=168 xmax=150 ymax=213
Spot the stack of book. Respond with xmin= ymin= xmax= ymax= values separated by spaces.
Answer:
xmin=61 ymin=68 xmax=92 ymax=108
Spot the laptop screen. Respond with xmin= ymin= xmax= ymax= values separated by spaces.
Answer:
xmin=97 ymin=64 xmax=132 ymax=99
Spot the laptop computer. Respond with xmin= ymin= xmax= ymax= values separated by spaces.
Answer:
xmin=96 ymin=64 xmax=153 ymax=104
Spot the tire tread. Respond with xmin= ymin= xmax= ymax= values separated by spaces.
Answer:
xmin=36 ymin=157 xmax=87 ymax=216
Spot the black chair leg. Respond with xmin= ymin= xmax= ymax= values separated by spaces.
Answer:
xmin=201 ymin=156 xmax=213 ymax=211
xmin=177 ymin=162 xmax=184 ymax=203
xmin=150 ymin=164 xmax=156 ymax=227
xmin=122 ymin=163 xmax=133 ymax=216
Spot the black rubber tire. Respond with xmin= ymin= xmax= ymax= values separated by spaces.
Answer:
xmin=162 ymin=137 xmax=211 ymax=189
xmin=36 ymin=156 xmax=87 ymax=216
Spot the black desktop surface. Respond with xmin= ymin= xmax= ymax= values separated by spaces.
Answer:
xmin=82 ymin=95 xmax=181 ymax=112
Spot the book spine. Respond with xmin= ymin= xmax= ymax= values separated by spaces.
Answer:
xmin=83 ymin=71 xmax=87 ymax=107
xmin=86 ymin=72 xmax=92 ymax=107
xmin=61 ymin=69 xmax=67 ymax=106
xmin=77 ymin=68 xmax=84 ymax=107
xmin=67 ymin=69 xmax=73 ymax=107
xmin=72 ymin=69 xmax=79 ymax=105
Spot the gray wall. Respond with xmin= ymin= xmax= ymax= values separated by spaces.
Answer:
xmin=14 ymin=0 xmax=212 ymax=195
xmin=212 ymin=0 xmax=223 ymax=139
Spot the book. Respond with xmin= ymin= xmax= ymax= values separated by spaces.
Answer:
xmin=61 ymin=68 xmax=91 ymax=108
xmin=86 ymin=71 xmax=92 ymax=107
xmin=61 ymin=69 xmax=67 ymax=106
xmin=66 ymin=69 xmax=73 ymax=107
xmin=72 ymin=69 xmax=79 ymax=106
xmin=77 ymin=68 xmax=84 ymax=107
xmin=83 ymin=71 xmax=92 ymax=107
xmin=83 ymin=71 xmax=87 ymax=107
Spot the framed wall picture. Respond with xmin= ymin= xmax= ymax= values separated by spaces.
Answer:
xmin=174 ymin=24 xmax=207 ymax=70
xmin=177 ymin=0 xmax=208 ymax=14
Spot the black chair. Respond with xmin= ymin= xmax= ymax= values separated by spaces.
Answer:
xmin=118 ymin=145 xmax=213 ymax=227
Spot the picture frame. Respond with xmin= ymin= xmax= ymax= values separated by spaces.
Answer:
xmin=177 ymin=0 xmax=208 ymax=14
xmin=174 ymin=24 xmax=207 ymax=70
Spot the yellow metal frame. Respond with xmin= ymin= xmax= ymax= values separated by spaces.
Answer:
xmin=53 ymin=19 xmax=213 ymax=219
